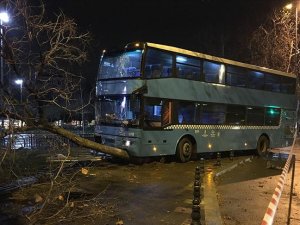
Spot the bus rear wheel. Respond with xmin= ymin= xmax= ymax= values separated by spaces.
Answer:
xmin=176 ymin=137 xmax=193 ymax=162
xmin=256 ymin=135 xmax=270 ymax=157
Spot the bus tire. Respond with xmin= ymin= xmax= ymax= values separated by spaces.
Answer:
xmin=256 ymin=135 xmax=270 ymax=157
xmin=176 ymin=137 xmax=193 ymax=162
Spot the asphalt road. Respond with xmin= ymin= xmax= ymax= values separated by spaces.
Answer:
xmin=1 ymin=150 xmax=298 ymax=225
xmin=50 ymin=153 xmax=287 ymax=225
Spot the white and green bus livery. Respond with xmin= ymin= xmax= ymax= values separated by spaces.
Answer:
xmin=95 ymin=42 xmax=297 ymax=162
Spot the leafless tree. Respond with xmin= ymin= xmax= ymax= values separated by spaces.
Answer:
xmin=0 ymin=0 xmax=129 ymax=159
xmin=0 ymin=1 xmax=126 ymax=223
xmin=249 ymin=7 xmax=298 ymax=75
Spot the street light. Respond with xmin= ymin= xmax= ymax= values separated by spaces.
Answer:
xmin=285 ymin=3 xmax=293 ymax=10
xmin=15 ymin=79 xmax=23 ymax=103
xmin=0 ymin=11 xmax=9 ymax=85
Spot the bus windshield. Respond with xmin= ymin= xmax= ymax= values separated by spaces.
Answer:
xmin=96 ymin=95 xmax=141 ymax=127
xmin=98 ymin=50 xmax=142 ymax=79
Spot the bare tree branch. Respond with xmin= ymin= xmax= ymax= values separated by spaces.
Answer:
xmin=0 ymin=0 xmax=129 ymax=159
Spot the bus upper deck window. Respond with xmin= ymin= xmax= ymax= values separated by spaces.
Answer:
xmin=281 ymin=76 xmax=296 ymax=94
xmin=226 ymin=66 xmax=248 ymax=87
xmin=203 ymin=61 xmax=225 ymax=84
xmin=145 ymin=48 xmax=172 ymax=79
xmin=176 ymin=55 xmax=201 ymax=80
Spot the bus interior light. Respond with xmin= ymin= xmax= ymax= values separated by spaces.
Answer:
xmin=208 ymin=144 xmax=212 ymax=149
xmin=267 ymin=108 xmax=280 ymax=115
xmin=244 ymin=142 xmax=247 ymax=146
xmin=211 ymin=83 xmax=226 ymax=87
xmin=176 ymin=56 xmax=187 ymax=62
xmin=218 ymin=64 xmax=225 ymax=83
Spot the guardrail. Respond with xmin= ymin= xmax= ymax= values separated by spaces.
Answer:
xmin=0 ymin=130 xmax=95 ymax=149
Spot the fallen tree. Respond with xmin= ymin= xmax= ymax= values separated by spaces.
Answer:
xmin=0 ymin=0 xmax=129 ymax=159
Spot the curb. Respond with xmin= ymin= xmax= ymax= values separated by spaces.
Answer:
xmin=214 ymin=156 xmax=253 ymax=178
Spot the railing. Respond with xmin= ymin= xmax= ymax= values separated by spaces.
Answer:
xmin=0 ymin=129 xmax=95 ymax=149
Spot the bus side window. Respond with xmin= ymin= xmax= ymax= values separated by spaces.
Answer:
xmin=143 ymin=99 xmax=162 ymax=128
xmin=176 ymin=55 xmax=201 ymax=80
xmin=247 ymin=71 xmax=264 ymax=90
xmin=265 ymin=74 xmax=281 ymax=92
xmin=162 ymin=66 xmax=172 ymax=77
xmin=226 ymin=105 xmax=246 ymax=125
xmin=203 ymin=61 xmax=225 ymax=84
xmin=178 ymin=114 xmax=184 ymax=124
xmin=281 ymin=76 xmax=295 ymax=94
xmin=144 ymin=65 xmax=152 ymax=78
xmin=152 ymin=64 xmax=162 ymax=78
xmin=144 ymin=48 xmax=173 ymax=79
xmin=176 ymin=102 xmax=196 ymax=124
xmin=162 ymin=101 xmax=172 ymax=126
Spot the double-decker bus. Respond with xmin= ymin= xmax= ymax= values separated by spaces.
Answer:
xmin=94 ymin=42 xmax=297 ymax=162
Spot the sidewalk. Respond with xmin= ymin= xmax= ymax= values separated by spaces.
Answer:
xmin=291 ymin=143 xmax=300 ymax=199
xmin=272 ymin=139 xmax=300 ymax=201
xmin=202 ymin=157 xmax=253 ymax=225
xmin=203 ymin=168 xmax=223 ymax=225
xmin=253 ymin=137 xmax=300 ymax=225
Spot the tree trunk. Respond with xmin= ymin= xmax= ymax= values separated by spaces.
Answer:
xmin=40 ymin=124 xmax=130 ymax=159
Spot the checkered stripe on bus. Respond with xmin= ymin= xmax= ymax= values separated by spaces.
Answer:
xmin=164 ymin=125 xmax=280 ymax=130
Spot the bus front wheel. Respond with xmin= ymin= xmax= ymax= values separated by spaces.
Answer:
xmin=256 ymin=135 xmax=270 ymax=157
xmin=176 ymin=138 xmax=193 ymax=162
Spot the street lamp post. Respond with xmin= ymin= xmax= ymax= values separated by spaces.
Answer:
xmin=286 ymin=2 xmax=299 ymax=55
xmin=0 ymin=12 xmax=9 ymax=86
xmin=15 ymin=79 xmax=23 ymax=103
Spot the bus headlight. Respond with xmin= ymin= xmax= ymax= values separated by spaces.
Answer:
xmin=125 ymin=140 xmax=131 ymax=147
xmin=153 ymin=146 xmax=157 ymax=152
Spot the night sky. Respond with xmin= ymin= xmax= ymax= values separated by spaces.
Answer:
xmin=46 ymin=0 xmax=287 ymax=86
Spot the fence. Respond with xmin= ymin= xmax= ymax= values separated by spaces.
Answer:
xmin=0 ymin=129 xmax=95 ymax=150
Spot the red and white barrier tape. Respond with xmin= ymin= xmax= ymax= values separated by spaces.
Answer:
xmin=261 ymin=108 xmax=298 ymax=225
xmin=261 ymin=154 xmax=293 ymax=225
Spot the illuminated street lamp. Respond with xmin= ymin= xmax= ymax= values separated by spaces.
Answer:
xmin=285 ymin=3 xmax=293 ymax=10
xmin=0 ymin=11 xmax=9 ymax=85
xmin=15 ymin=79 xmax=23 ymax=103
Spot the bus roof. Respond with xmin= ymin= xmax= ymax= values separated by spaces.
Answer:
xmin=146 ymin=42 xmax=296 ymax=78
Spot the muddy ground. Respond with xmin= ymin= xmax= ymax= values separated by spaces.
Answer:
xmin=0 ymin=151 xmax=299 ymax=225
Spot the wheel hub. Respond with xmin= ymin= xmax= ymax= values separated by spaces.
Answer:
xmin=183 ymin=143 xmax=191 ymax=157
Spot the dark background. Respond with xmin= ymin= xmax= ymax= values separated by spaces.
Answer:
xmin=48 ymin=0 xmax=286 ymax=53
xmin=46 ymin=0 xmax=287 ymax=90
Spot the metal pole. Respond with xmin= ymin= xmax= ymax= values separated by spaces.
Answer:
xmin=287 ymin=155 xmax=296 ymax=225
xmin=20 ymin=82 xmax=23 ymax=103
xmin=296 ymin=6 xmax=298 ymax=57
xmin=81 ymin=83 xmax=85 ymax=135
xmin=297 ymin=4 xmax=298 ymax=70
xmin=0 ymin=19 xmax=3 ymax=85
